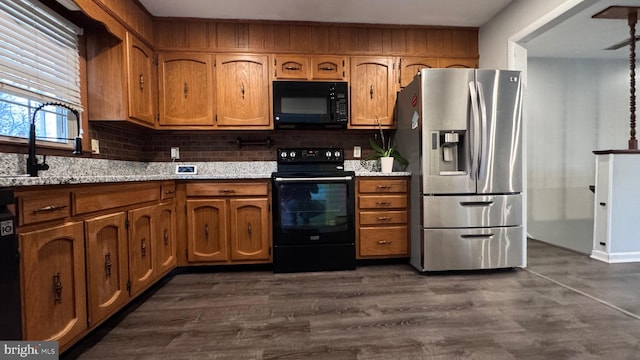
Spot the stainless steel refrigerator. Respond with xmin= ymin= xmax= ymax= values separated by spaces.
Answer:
xmin=395 ymin=68 xmax=524 ymax=272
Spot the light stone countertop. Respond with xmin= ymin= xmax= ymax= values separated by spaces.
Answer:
xmin=0 ymin=153 xmax=410 ymax=188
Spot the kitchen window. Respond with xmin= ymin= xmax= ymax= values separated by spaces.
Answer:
xmin=0 ymin=0 xmax=82 ymax=147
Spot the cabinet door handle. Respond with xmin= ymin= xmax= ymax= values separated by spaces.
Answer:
xmin=164 ymin=229 xmax=169 ymax=246
xmin=370 ymin=84 xmax=374 ymax=99
xmin=139 ymin=74 xmax=144 ymax=90
xmin=241 ymin=83 xmax=245 ymax=99
xmin=285 ymin=65 xmax=300 ymax=70
xmin=247 ymin=223 xmax=252 ymax=237
xmin=33 ymin=204 xmax=68 ymax=213
xmin=141 ymin=238 xmax=147 ymax=257
xmin=318 ymin=63 xmax=336 ymax=71
xmin=53 ymin=272 xmax=63 ymax=304
xmin=204 ymin=223 xmax=209 ymax=241
xmin=184 ymin=81 xmax=189 ymax=98
xmin=377 ymin=240 xmax=392 ymax=245
xmin=105 ymin=252 xmax=112 ymax=277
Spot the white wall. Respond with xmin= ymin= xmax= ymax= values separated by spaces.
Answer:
xmin=527 ymin=58 xmax=629 ymax=253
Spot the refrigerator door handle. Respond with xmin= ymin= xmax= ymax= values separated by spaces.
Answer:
xmin=477 ymin=81 xmax=488 ymax=178
xmin=468 ymin=81 xmax=481 ymax=181
xmin=459 ymin=200 xmax=494 ymax=207
xmin=460 ymin=234 xmax=495 ymax=239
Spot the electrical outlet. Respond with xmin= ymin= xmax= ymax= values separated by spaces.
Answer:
xmin=353 ymin=145 xmax=361 ymax=158
xmin=91 ymin=139 xmax=100 ymax=154
xmin=170 ymin=147 xmax=180 ymax=160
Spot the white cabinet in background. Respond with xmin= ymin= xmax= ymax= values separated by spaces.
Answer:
xmin=591 ymin=152 xmax=640 ymax=263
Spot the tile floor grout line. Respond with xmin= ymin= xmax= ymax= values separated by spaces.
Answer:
xmin=523 ymin=268 xmax=640 ymax=320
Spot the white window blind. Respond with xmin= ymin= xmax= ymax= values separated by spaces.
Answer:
xmin=0 ymin=0 xmax=82 ymax=108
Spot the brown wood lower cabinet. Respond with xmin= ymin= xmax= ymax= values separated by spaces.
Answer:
xmin=15 ymin=181 xmax=177 ymax=352
xmin=85 ymin=212 xmax=129 ymax=327
xmin=19 ymin=221 xmax=87 ymax=350
xmin=356 ymin=177 xmax=410 ymax=259
xmin=186 ymin=181 xmax=271 ymax=264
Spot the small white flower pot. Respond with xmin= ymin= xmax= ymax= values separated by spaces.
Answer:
xmin=380 ymin=156 xmax=394 ymax=173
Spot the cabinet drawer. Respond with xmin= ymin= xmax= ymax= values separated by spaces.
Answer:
xmin=186 ymin=182 xmax=269 ymax=197
xmin=359 ymin=210 xmax=407 ymax=225
xmin=359 ymin=179 xmax=407 ymax=193
xmin=359 ymin=195 xmax=407 ymax=209
xmin=18 ymin=191 xmax=71 ymax=226
xmin=161 ymin=182 xmax=176 ymax=200
xmin=73 ymin=183 xmax=160 ymax=215
xmin=359 ymin=226 xmax=408 ymax=256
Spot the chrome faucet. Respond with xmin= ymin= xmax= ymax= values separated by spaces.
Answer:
xmin=27 ymin=102 xmax=83 ymax=177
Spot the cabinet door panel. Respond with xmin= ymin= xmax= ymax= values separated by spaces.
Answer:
xmin=216 ymin=54 xmax=270 ymax=128
xmin=20 ymin=222 xmax=86 ymax=349
xmin=229 ymin=198 xmax=270 ymax=261
xmin=128 ymin=206 xmax=155 ymax=296
xmin=85 ymin=212 xmax=129 ymax=327
xmin=399 ymin=57 xmax=438 ymax=88
xmin=156 ymin=202 xmax=177 ymax=276
xmin=187 ymin=199 xmax=228 ymax=262
xmin=126 ymin=33 xmax=155 ymax=125
xmin=350 ymin=57 xmax=396 ymax=127
xmin=158 ymin=53 xmax=214 ymax=126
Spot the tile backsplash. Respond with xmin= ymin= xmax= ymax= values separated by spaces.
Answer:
xmin=90 ymin=122 xmax=380 ymax=162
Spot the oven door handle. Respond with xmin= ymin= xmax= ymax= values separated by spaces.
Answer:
xmin=274 ymin=176 xmax=354 ymax=182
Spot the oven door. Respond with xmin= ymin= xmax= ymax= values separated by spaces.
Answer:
xmin=272 ymin=172 xmax=355 ymax=245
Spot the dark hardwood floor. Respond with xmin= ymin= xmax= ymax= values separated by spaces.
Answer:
xmin=63 ymin=240 xmax=640 ymax=359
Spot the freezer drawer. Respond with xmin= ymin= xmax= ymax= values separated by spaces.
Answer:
xmin=414 ymin=226 xmax=524 ymax=271
xmin=423 ymin=194 xmax=522 ymax=228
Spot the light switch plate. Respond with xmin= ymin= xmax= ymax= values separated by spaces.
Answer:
xmin=91 ymin=139 xmax=100 ymax=154
xmin=175 ymin=165 xmax=197 ymax=175
xmin=353 ymin=145 xmax=361 ymax=158
xmin=170 ymin=147 xmax=180 ymax=160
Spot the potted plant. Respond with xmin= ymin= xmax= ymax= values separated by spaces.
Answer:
xmin=365 ymin=120 xmax=408 ymax=172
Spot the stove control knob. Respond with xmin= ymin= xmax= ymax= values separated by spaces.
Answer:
xmin=289 ymin=151 xmax=296 ymax=158
xmin=334 ymin=150 xmax=341 ymax=158
xmin=325 ymin=150 xmax=332 ymax=158
xmin=280 ymin=151 xmax=288 ymax=159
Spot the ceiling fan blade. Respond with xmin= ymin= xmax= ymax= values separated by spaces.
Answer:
xmin=605 ymin=35 xmax=640 ymax=50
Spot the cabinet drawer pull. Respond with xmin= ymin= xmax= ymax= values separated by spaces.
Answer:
xmin=33 ymin=205 xmax=68 ymax=213
xmin=105 ymin=252 xmax=112 ymax=277
xmin=53 ymin=272 xmax=63 ymax=304
xmin=141 ymin=238 xmax=147 ymax=257
xmin=164 ymin=189 xmax=176 ymax=195
xmin=377 ymin=216 xmax=391 ymax=221
xmin=376 ymin=185 xmax=391 ymax=189
xmin=219 ymin=189 xmax=236 ymax=194
xmin=377 ymin=240 xmax=393 ymax=245
xmin=376 ymin=201 xmax=391 ymax=206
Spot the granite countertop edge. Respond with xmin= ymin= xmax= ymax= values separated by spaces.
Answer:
xmin=0 ymin=171 xmax=411 ymax=187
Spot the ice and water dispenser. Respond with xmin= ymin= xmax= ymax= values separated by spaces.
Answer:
xmin=427 ymin=130 xmax=468 ymax=176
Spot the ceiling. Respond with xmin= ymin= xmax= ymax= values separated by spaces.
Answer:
xmin=138 ymin=0 xmax=638 ymax=60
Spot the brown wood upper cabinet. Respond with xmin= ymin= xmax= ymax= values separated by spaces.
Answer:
xmin=349 ymin=56 xmax=397 ymax=128
xmin=87 ymin=31 xmax=156 ymax=128
xmin=157 ymin=52 xmax=215 ymax=128
xmin=216 ymin=54 xmax=272 ymax=129
xmin=273 ymin=55 xmax=347 ymax=81
xmin=398 ymin=57 xmax=478 ymax=88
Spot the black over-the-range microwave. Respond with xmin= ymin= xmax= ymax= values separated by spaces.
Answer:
xmin=273 ymin=81 xmax=348 ymax=129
